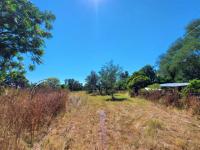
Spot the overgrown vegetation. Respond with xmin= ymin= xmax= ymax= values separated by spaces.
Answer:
xmin=183 ymin=79 xmax=200 ymax=96
xmin=0 ymin=0 xmax=200 ymax=149
xmin=0 ymin=88 xmax=68 ymax=149
xmin=64 ymin=78 xmax=83 ymax=91
xmin=158 ymin=20 xmax=200 ymax=82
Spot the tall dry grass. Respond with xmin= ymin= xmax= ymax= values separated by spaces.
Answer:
xmin=0 ymin=88 xmax=68 ymax=149
xmin=139 ymin=90 xmax=200 ymax=115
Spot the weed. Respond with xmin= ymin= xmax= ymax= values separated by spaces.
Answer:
xmin=0 ymin=88 xmax=68 ymax=149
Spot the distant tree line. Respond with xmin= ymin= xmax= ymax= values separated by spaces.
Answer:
xmin=64 ymin=79 xmax=83 ymax=91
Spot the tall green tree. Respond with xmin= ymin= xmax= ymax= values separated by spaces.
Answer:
xmin=116 ymin=71 xmax=129 ymax=90
xmin=85 ymin=71 xmax=99 ymax=93
xmin=139 ymin=65 xmax=156 ymax=83
xmin=159 ymin=19 xmax=200 ymax=82
xmin=99 ymin=61 xmax=121 ymax=100
xmin=0 ymin=0 xmax=55 ymax=74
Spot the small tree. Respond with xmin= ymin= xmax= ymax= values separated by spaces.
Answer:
xmin=64 ymin=79 xmax=83 ymax=91
xmin=127 ymin=74 xmax=151 ymax=96
xmin=116 ymin=71 xmax=129 ymax=90
xmin=99 ymin=61 xmax=121 ymax=100
xmin=85 ymin=71 xmax=99 ymax=93
xmin=41 ymin=78 xmax=61 ymax=89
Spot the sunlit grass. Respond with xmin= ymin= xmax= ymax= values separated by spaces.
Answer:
xmin=145 ymin=119 xmax=164 ymax=137
xmin=70 ymin=91 xmax=149 ymax=109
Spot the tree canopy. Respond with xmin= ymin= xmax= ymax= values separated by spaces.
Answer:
xmin=159 ymin=19 xmax=200 ymax=82
xmin=139 ymin=65 xmax=156 ymax=83
xmin=85 ymin=71 xmax=99 ymax=93
xmin=0 ymin=0 xmax=55 ymax=74
xmin=99 ymin=61 xmax=121 ymax=100
xmin=127 ymin=73 xmax=151 ymax=96
xmin=116 ymin=71 xmax=129 ymax=90
xmin=40 ymin=78 xmax=61 ymax=89
xmin=65 ymin=79 xmax=83 ymax=91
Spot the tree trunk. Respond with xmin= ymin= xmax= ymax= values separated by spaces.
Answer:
xmin=111 ymin=93 xmax=115 ymax=101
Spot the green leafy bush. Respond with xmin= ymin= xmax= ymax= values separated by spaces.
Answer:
xmin=182 ymin=79 xmax=200 ymax=96
xmin=127 ymin=75 xmax=151 ymax=96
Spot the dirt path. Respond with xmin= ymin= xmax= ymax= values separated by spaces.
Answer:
xmin=34 ymin=92 xmax=200 ymax=150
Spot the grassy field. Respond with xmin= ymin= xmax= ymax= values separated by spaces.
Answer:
xmin=34 ymin=92 xmax=200 ymax=150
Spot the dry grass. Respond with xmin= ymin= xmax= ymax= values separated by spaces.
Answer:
xmin=0 ymin=88 xmax=68 ymax=150
xmin=36 ymin=92 xmax=200 ymax=150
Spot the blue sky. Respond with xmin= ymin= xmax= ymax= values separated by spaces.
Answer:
xmin=27 ymin=0 xmax=200 ymax=83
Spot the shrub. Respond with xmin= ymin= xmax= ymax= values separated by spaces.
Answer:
xmin=182 ymin=79 xmax=200 ymax=96
xmin=140 ymin=90 xmax=181 ymax=107
xmin=148 ymin=91 xmax=164 ymax=101
xmin=0 ymin=88 xmax=68 ymax=149
xmin=162 ymin=91 xmax=180 ymax=107
xmin=40 ymin=78 xmax=61 ymax=89
xmin=139 ymin=89 xmax=163 ymax=101
xmin=184 ymin=96 xmax=200 ymax=115
xmin=127 ymin=75 xmax=151 ymax=96
xmin=147 ymin=83 xmax=161 ymax=90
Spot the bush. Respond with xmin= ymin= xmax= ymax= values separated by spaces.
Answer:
xmin=184 ymin=96 xmax=200 ymax=115
xmin=127 ymin=75 xmax=151 ymax=96
xmin=147 ymin=83 xmax=161 ymax=90
xmin=182 ymin=79 xmax=200 ymax=96
xmin=139 ymin=90 xmax=162 ymax=101
xmin=0 ymin=88 xmax=68 ymax=149
xmin=139 ymin=90 xmax=181 ymax=107
xmin=140 ymin=86 xmax=200 ymax=115
xmin=40 ymin=78 xmax=61 ymax=89
xmin=162 ymin=91 xmax=180 ymax=107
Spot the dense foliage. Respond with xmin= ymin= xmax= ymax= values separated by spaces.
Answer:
xmin=183 ymin=79 xmax=200 ymax=96
xmin=84 ymin=61 xmax=123 ymax=100
xmin=85 ymin=71 xmax=99 ymax=93
xmin=40 ymin=78 xmax=61 ymax=89
xmin=115 ymin=71 xmax=129 ymax=90
xmin=65 ymin=79 xmax=83 ymax=91
xmin=139 ymin=65 xmax=157 ymax=83
xmin=159 ymin=19 xmax=200 ymax=82
xmin=127 ymin=65 xmax=156 ymax=96
xmin=127 ymin=74 xmax=151 ymax=96
xmin=98 ymin=61 xmax=121 ymax=100
xmin=0 ymin=0 xmax=55 ymax=87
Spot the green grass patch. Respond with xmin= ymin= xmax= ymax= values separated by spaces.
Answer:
xmin=75 ymin=91 xmax=150 ymax=108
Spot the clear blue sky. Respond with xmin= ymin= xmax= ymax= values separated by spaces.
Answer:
xmin=27 ymin=0 xmax=200 ymax=83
